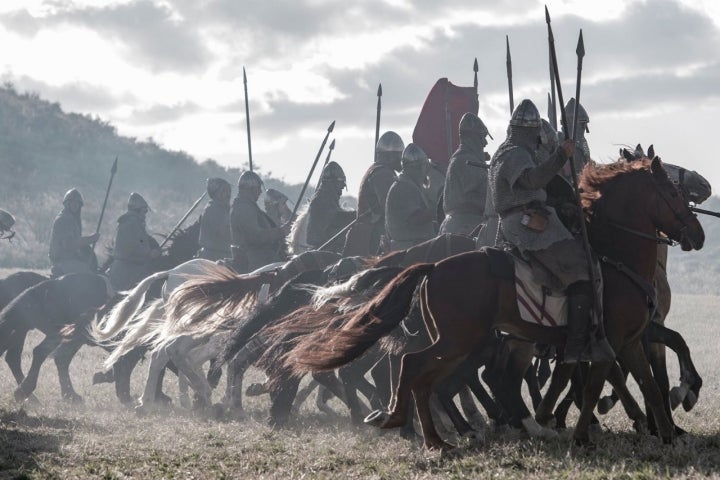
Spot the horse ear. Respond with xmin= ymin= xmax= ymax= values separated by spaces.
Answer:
xmin=634 ymin=144 xmax=645 ymax=158
xmin=647 ymin=144 xmax=655 ymax=159
xmin=622 ymin=148 xmax=635 ymax=162
xmin=651 ymin=156 xmax=663 ymax=175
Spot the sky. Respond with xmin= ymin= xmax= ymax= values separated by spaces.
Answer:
xmin=0 ymin=0 xmax=719 ymax=196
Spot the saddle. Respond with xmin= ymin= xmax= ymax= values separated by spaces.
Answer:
xmin=483 ymin=247 xmax=568 ymax=327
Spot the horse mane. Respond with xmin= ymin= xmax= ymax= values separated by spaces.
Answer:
xmin=579 ymin=157 xmax=654 ymax=212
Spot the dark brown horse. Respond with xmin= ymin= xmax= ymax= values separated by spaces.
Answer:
xmin=279 ymin=157 xmax=704 ymax=449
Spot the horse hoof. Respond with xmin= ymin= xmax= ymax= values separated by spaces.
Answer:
xmin=156 ymin=392 xmax=173 ymax=406
xmin=364 ymin=410 xmax=388 ymax=427
xmin=534 ymin=414 xmax=556 ymax=429
xmin=246 ymin=383 xmax=266 ymax=397
xmin=669 ymin=387 xmax=685 ymax=411
xmin=597 ymin=396 xmax=615 ymax=415
xmin=179 ymin=396 xmax=192 ymax=409
xmin=633 ymin=418 xmax=650 ymax=435
xmin=427 ymin=440 xmax=456 ymax=452
xmin=461 ymin=429 xmax=485 ymax=443
xmin=573 ymin=435 xmax=594 ymax=448
xmin=589 ymin=423 xmax=603 ymax=434
xmin=26 ymin=394 xmax=41 ymax=406
xmin=135 ymin=405 xmax=148 ymax=417
xmin=13 ymin=388 xmax=30 ymax=403
xmin=674 ymin=425 xmax=688 ymax=436
xmin=682 ymin=391 xmax=698 ymax=412
xmin=92 ymin=371 xmax=113 ymax=385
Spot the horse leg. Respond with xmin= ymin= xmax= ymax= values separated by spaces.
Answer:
xmin=605 ymin=360 xmax=647 ymax=433
xmin=5 ymin=331 xmax=27 ymax=385
xmin=112 ymin=347 xmax=145 ymax=405
xmin=311 ymin=371 xmax=345 ymax=416
xmin=166 ymin=337 xmax=213 ymax=409
xmin=338 ymin=364 xmax=373 ymax=425
xmin=137 ymin=348 xmax=170 ymax=412
xmin=291 ymin=379 xmax=318 ymax=414
xmin=370 ymin=355 xmax=391 ymax=409
xmin=613 ymin=341 xmax=674 ymax=444
xmin=207 ymin=358 xmax=222 ymax=390
xmin=467 ymin=370 xmax=503 ymax=425
xmin=15 ymin=334 xmax=63 ymax=402
xmin=268 ymin=373 xmax=300 ymax=428
xmin=535 ymin=362 xmax=575 ymax=427
xmin=572 ymin=360 xmax=613 ymax=445
xmin=53 ymin=337 xmax=85 ymax=403
xmin=524 ymin=360 xmax=543 ymax=410
xmin=647 ymin=322 xmax=702 ymax=412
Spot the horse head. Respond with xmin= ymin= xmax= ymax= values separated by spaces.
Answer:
xmin=582 ymin=156 xmax=704 ymax=252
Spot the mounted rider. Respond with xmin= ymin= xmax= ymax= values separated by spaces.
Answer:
xmin=108 ymin=192 xmax=160 ymax=290
xmin=197 ymin=177 xmax=232 ymax=261
xmin=488 ymin=99 xmax=613 ymax=363
xmin=264 ymin=188 xmax=292 ymax=227
xmin=385 ymin=143 xmax=438 ymax=251
xmin=342 ymin=131 xmax=404 ymax=256
xmin=306 ymin=161 xmax=356 ymax=253
xmin=49 ymin=188 xmax=99 ymax=277
xmin=440 ymin=112 xmax=493 ymax=235
xmin=560 ymin=97 xmax=590 ymax=180
xmin=230 ymin=171 xmax=289 ymax=273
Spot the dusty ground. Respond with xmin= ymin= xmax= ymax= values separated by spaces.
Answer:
xmin=1 ymin=294 xmax=719 ymax=479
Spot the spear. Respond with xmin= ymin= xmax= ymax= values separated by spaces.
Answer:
xmin=243 ymin=66 xmax=253 ymax=172
xmin=159 ymin=192 xmax=207 ymax=249
xmin=548 ymin=49 xmax=557 ymax=130
xmin=473 ymin=57 xmax=479 ymax=96
xmin=289 ymin=120 xmax=335 ymax=220
xmin=92 ymin=155 xmax=118 ymax=251
xmin=506 ymin=35 xmax=514 ymax=115
xmin=374 ymin=83 xmax=382 ymax=161
xmin=546 ymin=9 xmax=598 ymax=306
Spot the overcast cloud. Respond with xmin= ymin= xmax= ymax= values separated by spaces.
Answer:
xmin=0 ymin=0 xmax=718 ymax=194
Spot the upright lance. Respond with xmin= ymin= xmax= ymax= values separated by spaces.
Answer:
xmin=92 ymin=155 xmax=118 ymax=251
xmin=548 ymin=49 xmax=558 ymax=130
xmin=243 ymin=66 xmax=253 ymax=172
xmin=290 ymin=120 xmax=336 ymax=221
xmin=473 ymin=57 xmax=479 ymax=96
xmin=374 ymin=84 xmax=382 ymax=161
xmin=159 ymin=192 xmax=207 ymax=249
xmin=506 ymin=35 xmax=514 ymax=115
xmin=545 ymin=8 xmax=598 ymax=300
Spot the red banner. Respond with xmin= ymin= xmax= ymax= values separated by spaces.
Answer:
xmin=412 ymin=78 xmax=479 ymax=170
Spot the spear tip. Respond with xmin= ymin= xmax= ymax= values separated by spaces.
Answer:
xmin=111 ymin=155 xmax=118 ymax=174
xmin=377 ymin=83 xmax=382 ymax=96
xmin=328 ymin=120 xmax=336 ymax=132
xmin=329 ymin=139 xmax=336 ymax=150
xmin=243 ymin=66 xmax=247 ymax=83
xmin=576 ymin=29 xmax=585 ymax=57
xmin=545 ymin=5 xmax=551 ymax=24
xmin=505 ymin=35 xmax=511 ymax=60
xmin=473 ymin=57 xmax=478 ymax=72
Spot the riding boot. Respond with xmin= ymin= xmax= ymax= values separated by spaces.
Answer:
xmin=565 ymin=281 xmax=614 ymax=363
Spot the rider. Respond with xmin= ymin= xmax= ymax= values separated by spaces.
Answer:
xmin=385 ymin=143 xmax=438 ymax=250
xmin=108 ymin=192 xmax=161 ymax=290
xmin=230 ymin=171 xmax=289 ymax=273
xmin=49 ymin=188 xmax=99 ymax=277
xmin=560 ymin=97 xmax=591 ymax=180
xmin=197 ymin=177 xmax=232 ymax=261
xmin=343 ymin=131 xmax=404 ymax=256
xmin=263 ymin=188 xmax=292 ymax=227
xmin=306 ymin=161 xmax=356 ymax=253
xmin=488 ymin=99 xmax=614 ymax=363
xmin=440 ymin=112 xmax=493 ymax=235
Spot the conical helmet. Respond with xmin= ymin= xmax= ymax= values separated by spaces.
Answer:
xmin=127 ymin=192 xmax=149 ymax=211
xmin=509 ymin=99 xmax=541 ymax=128
xmin=565 ymin=97 xmax=590 ymax=133
xmin=401 ymin=143 xmax=429 ymax=169
xmin=237 ymin=170 xmax=263 ymax=189
xmin=459 ymin=112 xmax=493 ymax=139
xmin=63 ymin=188 xmax=84 ymax=206
xmin=321 ymin=161 xmax=347 ymax=186
xmin=375 ymin=131 xmax=404 ymax=154
xmin=206 ymin=177 xmax=231 ymax=198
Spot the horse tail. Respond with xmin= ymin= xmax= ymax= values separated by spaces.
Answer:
xmin=90 ymin=270 xmax=170 ymax=342
xmin=284 ymin=262 xmax=436 ymax=375
xmin=103 ymin=298 xmax=165 ymax=369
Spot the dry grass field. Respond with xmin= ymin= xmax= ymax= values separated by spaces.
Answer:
xmin=1 ymin=293 xmax=720 ymax=479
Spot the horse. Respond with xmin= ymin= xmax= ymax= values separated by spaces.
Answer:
xmin=0 ymin=272 xmax=115 ymax=402
xmin=274 ymin=157 xmax=704 ymax=449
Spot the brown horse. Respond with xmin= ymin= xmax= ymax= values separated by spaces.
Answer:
xmin=280 ymin=157 xmax=704 ymax=449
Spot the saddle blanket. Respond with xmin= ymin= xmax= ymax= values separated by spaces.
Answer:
xmin=514 ymin=258 xmax=568 ymax=327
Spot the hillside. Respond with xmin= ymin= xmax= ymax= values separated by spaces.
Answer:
xmin=0 ymin=85 xmax=325 ymax=268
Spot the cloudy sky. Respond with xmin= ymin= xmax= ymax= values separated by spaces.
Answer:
xmin=0 ymin=0 xmax=718 ymax=195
